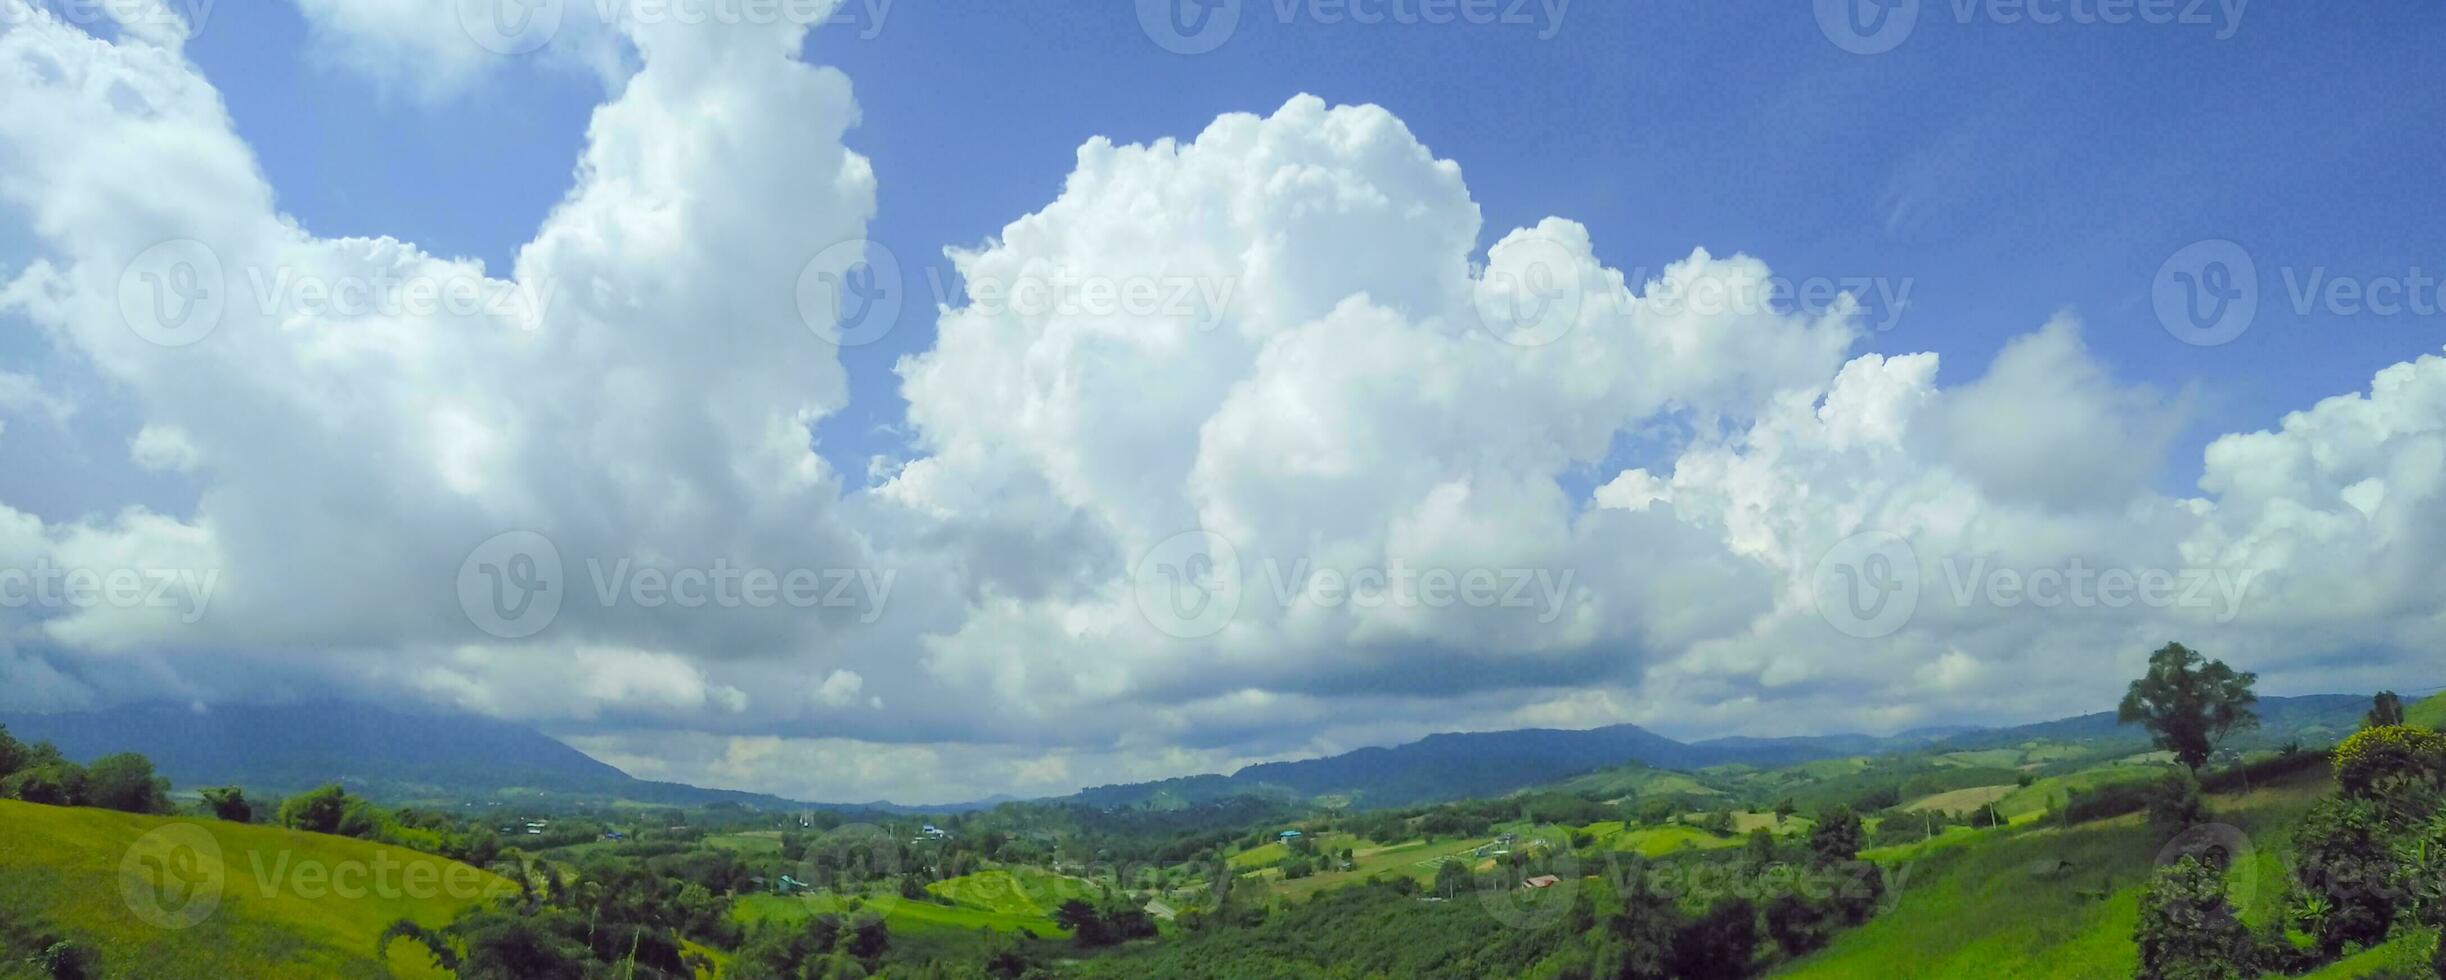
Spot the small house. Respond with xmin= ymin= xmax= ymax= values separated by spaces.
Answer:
xmin=1522 ymin=875 xmax=1562 ymax=890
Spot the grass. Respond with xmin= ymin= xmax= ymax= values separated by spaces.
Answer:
xmin=1902 ymin=784 xmax=2019 ymax=815
xmin=2298 ymin=927 xmax=2438 ymax=979
xmin=1775 ymin=771 xmax=2331 ymax=979
xmin=2409 ymin=691 xmax=2446 ymax=731
xmin=0 ymin=799 xmax=514 ymax=980
xmin=1611 ymin=825 xmax=1742 ymax=857
xmin=924 ymin=867 xmax=1098 ymax=918
xmin=735 ymin=891 xmax=1069 ymax=939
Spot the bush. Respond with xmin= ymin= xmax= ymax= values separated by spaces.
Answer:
xmin=2334 ymin=726 xmax=2446 ymax=801
xmin=84 ymin=753 xmax=170 ymax=815
xmin=2290 ymin=796 xmax=2402 ymax=955
xmin=2136 ymin=856 xmax=2254 ymax=979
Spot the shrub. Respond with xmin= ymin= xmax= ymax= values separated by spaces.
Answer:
xmin=2334 ymin=726 xmax=2446 ymax=801
xmin=2290 ymin=796 xmax=2402 ymax=955
xmin=2136 ymin=856 xmax=2254 ymax=980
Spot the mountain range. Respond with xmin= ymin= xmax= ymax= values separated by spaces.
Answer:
xmin=0 ymin=694 xmax=2375 ymax=813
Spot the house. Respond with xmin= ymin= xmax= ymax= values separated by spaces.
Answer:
xmin=1522 ymin=875 xmax=1562 ymax=890
xmin=774 ymin=875 xmax=811 ymax=895
xmin=1278 ymin=830 xmax=1303 ymax=841
xmin=600 ymin=831 xmax=626 ymax=842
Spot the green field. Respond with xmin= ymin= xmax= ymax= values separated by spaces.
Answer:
xmin=925 ymin=867 xmax=1099 ymax=917
xmin=1778 ymin=773 xmax=2330 ymax=979
xmin=736 ymin=890 xmax=1069 ymax=939
xmin=0 ymin=800 xmax=514 ymax=979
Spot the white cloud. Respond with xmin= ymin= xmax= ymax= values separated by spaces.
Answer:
xmin=8 ymin=5 xmax=2446 ymax=804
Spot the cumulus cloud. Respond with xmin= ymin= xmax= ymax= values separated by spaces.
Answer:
xmin=6 ymin=4 xmax=2446 ymax=803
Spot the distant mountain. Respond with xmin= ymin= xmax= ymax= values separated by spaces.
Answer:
xmin=1064 ymin=723 xmax=1940 ymax=811
xmin=1924 ymin=693 xmax=2369 ymax=755
xmin=1054 ymin=694 xmax=2380 ymax=812
xmin=0 ymin=701 xmax=814 ymax=810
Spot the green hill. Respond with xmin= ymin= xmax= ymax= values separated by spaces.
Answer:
xmin=1776 ymin=771 xmax=2332 ymax=979
xmin=0 ymin=800 xmax=514 ymax=979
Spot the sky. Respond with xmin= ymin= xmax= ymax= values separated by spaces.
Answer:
xmin=1 ymin=0 xmax=2444 ymax=804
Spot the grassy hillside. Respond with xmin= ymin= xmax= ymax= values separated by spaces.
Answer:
xmin=1777 ymin=772 xmax=2331 ymax=979
xmin=0 ymin=800 xmax=514 ymax=979
xmin=2409 ymin=691 xmax=2446 ymax=731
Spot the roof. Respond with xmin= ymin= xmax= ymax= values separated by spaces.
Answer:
xmin=1522 ymin=875 xmax=1562 ymax=889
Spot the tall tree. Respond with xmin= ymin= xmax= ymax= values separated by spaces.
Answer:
xmin=2118 ymin=643 xmax=2259 ymax=774
xmin=2367 ymin=690 xmax=2406 ymax=729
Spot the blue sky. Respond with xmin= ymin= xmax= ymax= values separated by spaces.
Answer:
xmin=7 ymin=1 xmax=2446 ymax=802
xmin=150 ymin=0 xmax=2446 ymax=497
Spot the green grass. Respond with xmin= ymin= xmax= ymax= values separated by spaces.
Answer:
xmin=1611 ymin=825 xmax=1742 ymax=857
xmin=735 ymin=891 xmax=1068 ymax=939
xmin=2409 ymin=692 xmax=2446 ymax=731
xmin=1776 ymin=773 xmax=2330 ymax=979
xmin=0 ymin=799 xmax=514 ymax=980
xmin=924 ymin=867 xmax=1097 ymax=918
xmin=2298 ymin=927 xmax=2438 ymax=979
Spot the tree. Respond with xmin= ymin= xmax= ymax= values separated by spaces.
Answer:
xmin=1808 ymin=805 xmax=1864 ymax=866
xmin=1773 ymin=798 xmax=1797 ymax=825
xmin=278 ymin=784 xmax=353 ymax=834
xmin=85 ymin=753 xmax=170 ymax=814
xmin=1667 ymin=896 xmax=1760 ymax=980
xmin=1432 ymin=858 xmax=1470 ymax=899
xmin=2135 ymin=856 xmax=2253 ymax=979
xmin=198 ymin=786 xmax=252 ymax=823
xmin=2368 ymin=690 xmax=2407 ymax=728
xmin=2118 ymin=643 xmax=2259 ymax=774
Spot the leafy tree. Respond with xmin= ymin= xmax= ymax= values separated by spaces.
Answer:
xmin=1432 ymin=858 xmax=1470 ymax=899
xmin=2117 ymin=643 xmax=2258 ymax=774
xmin=1773 ymin=798 xmax=1797 ymax=825
xmin=1808 ymin=805 xmax=1864 ymax=866
xmin=278 ymin=784 xmax=353 ymax=834
xmin=2144 ymin=773 xmax=2206 ymax=839
xmin=2367 ymin=690 xmax=2407 ymax=728
xmin=84 ymin=753 xmax=169 ymax=814
xmin=2135 ymin=856 xmax=2253 ymax=979
xmin=1667 ymin=896 xmax=1760 ymax=980
xmin=198 ymin=786 xmax=252 ymax=823
xmin=1744 ymin=827 xmax=1777 ymax=870
xmin=1604 ymin=863 xmax=1685 ymax=980
xmin=0 ymin=742 xmax=87 ymax=807
xmin=0 ymin=724 xmax=26 ymax=780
